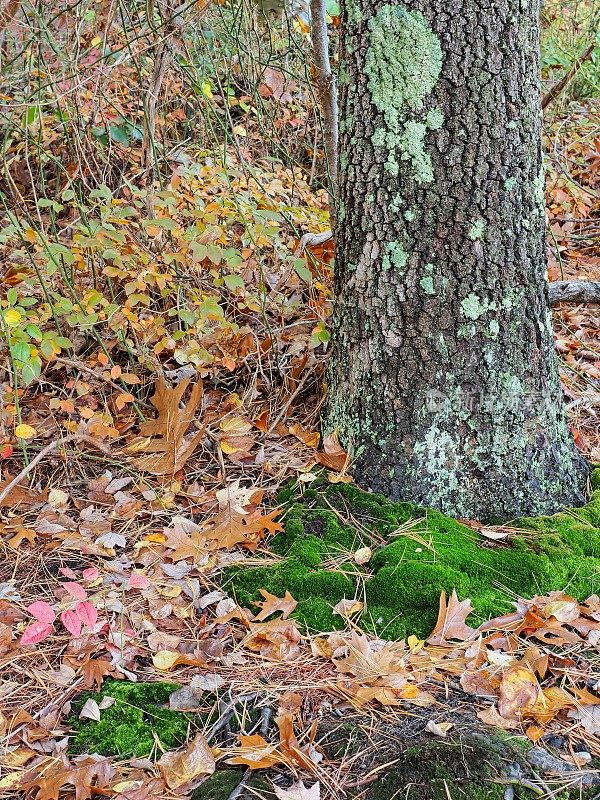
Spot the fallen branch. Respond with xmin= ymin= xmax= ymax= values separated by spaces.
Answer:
xmin=549 ymin=280 xmax=600 ymax=305
xmin=542 ymin=42 xmax=596 ymax=110
xmin=0 ymin=434 xmax=113 ymax=507
xmin=294 ymin=229 xmax=333 ymax=257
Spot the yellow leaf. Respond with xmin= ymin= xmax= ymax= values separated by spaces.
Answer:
xmin=15 ymin=424 xmax=36 ymax=440
xmin=0 ymin=772 xmax=21 ymax=790
xmin=4 ymin=309 xmax=22 ymax=326
xmin=90 ymin=35 xmax=102 ymax=46
xmin=407 ymin=635 xmax=425 ymax=654
xmin=152 ymin=650 xmax=182 ymax=671
xmin=201 ymin=82 xmax=213 ymax=99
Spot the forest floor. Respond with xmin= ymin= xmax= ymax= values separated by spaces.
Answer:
xmin=0 ymin=2 xmax=600 ymax=797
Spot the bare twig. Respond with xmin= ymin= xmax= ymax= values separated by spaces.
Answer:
xmin=542 ymin=42 xmax=596 ymax=110
xmin=310 ymin=0 xmax=338 ymax=219
xmin=0 ymin=434 xmax=113 ymax=506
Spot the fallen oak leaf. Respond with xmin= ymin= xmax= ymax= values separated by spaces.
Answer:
xmin=333 ymin=598 xmax=364 ymax=618
xmin=254 ymin=589 xmax=298 ymax=621
xmin=129 ymin=378 xmax=205 ymax=476
xmin=427 ymin=590 xmax=477 ymax=644
xmin=274 ymin=781 xmax=320 ymax=800
xmin=158 ymin=734 xmax=215 ymax=790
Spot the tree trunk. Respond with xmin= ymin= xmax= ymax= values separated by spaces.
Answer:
xmin=324 ymin=0 xmax=589 ymax=519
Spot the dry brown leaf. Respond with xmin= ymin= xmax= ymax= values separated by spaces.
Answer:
xmin=227 ymin=734 xmax=286 ymax=769
xmin=315 ymin=431 xmax=349 ymax=472
xmin=158 ymin=734 xmax=215 ymax=791
xmin=477 ymin=705 xmax=519 ymax=730
xmin=274 ymin=781 xmax=320 ymax=800
xmin=427 ymin=590 xmax=477 ymax=644
xmin=497 ymin=666 xmax=539 ymax=719
xmin=254 ymin=589 xmax=298 ymax=621
xmin=332 ymin=598 xmax=364 ymax=618
xmin=245 ymin=619 xmax=302 ymax=661
xmin=425 ymin=720 xmax=454 ymax=737
xmin=128 ymin=378 xmax=205 ymax=475
xmin=0 ymin=479 xmax=47 ymax=508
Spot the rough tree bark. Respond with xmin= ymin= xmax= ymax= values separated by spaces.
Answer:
xmin=324 ymin=0 xmax=589 ymax=518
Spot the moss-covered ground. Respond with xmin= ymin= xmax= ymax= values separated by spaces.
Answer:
xmin=68 ymin=679 xmax=194 ymax=757
xmin=224 ymin=469 xmax=600 ymax=639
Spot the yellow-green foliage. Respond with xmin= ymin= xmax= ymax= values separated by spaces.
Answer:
xmin=225 ymin=470 xmax=600 ymax=639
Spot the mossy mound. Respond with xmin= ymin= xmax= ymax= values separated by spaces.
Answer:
xmin=224 ymin=469 xmax=600 ymax=639
xmin=68 ymin=679 xmax=191 ymax=757
xmin=191 ymin=771 xmax=271 ymax=799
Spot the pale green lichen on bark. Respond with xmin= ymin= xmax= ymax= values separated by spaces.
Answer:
xmin=468 ymin=218 xmax=486 ymax=240
xmin=461 ymin=293 xmax=496 ymax=321
xmin=382 ymin=240 xmax=409 ymax=271
xmin=420 ymin=275 xmax=435 ymax=295
xmin=365 ymin=4 xmax=442 ymax=184
xmin=346 ymin=0 xmax=362 ymax=24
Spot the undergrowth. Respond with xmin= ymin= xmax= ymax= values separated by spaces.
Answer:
xmin=225 ymin=469 xmax=600 ymax=639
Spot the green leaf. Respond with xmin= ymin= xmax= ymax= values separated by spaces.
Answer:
xmin=108 ymin=125 xmax=130 ymax=146
xmin=294 ymin=259 xmax=312 ymax=284
xmin=224 ymin=274 xmax=244 ymax=291
xmin=25 ymin=324 xmax=43 ymax=341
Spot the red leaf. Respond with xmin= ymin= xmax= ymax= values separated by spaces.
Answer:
xmin=75 ymin=601 xmax=98 ymax=628
xmin=21 ymin=621 xmax=53 ymax=645
xmin=26 ymin=601 xmax=56 ymax=624
xmin=61 ymin=609 xmax=82 ymax=637
xmin=62 ymin=582 xmax=87 ymax=601
xmin=128 ymin=574 xmax=150 ymax=590
xmin=82 ymin=567 xmax=99 ymax=581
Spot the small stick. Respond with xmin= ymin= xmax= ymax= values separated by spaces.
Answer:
xmin=542 ymin=42 xmax=596 ymax=110
xmin=227 ymin=768 xmax=251 ymax=799
xmin=0 ymin=434 xmax=113 ymax=506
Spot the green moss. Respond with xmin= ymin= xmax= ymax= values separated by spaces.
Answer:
xmin=225 ymin=472 xmax=600 ymax=640
xmin=362 ymin=737 xmax=510 ymax=800
xmin=68 ymin=680 xmax=191 ymax=757
xmin=191 ymin=771 xmax=271 ymax=799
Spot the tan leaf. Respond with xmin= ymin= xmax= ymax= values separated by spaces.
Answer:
xmin=333 ymin=598 xmax=363 ymax=618
xmin=477 ymin=705 xmax=519 ymax=730
xmin=354 ymin=547 xmax=372 ymax=565
xmin=315 ymin=431 xmax=349 ymax=472
xmin=427 ymin=590 xmax=477 ymax=644
xmin=254 ymin=589 xmax=298 ymax=622
xmin=158 ymin=734 xmax=215 ymax=790
xmin=227 ymin=734 xmax=286 ymax=769
xmin=425 ymin=720 xmax=454 ymax=737
xmin=129 ymin=378 xmax=204 ymax=475
xmin=497 ymin=666 xmax=539 ymax=719
xmin=274 ymin=781 xmax=320 ymax=800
